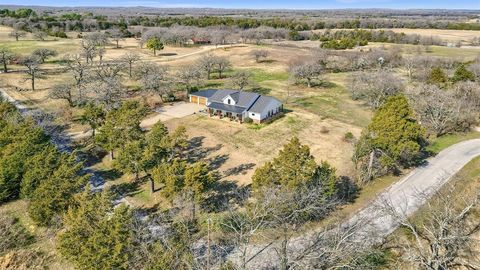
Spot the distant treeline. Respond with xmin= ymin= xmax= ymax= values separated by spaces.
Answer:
xmin=1 ymin=8 xmax=480 ymax=32
xmin=313 ymin=29 xmax=445 ymax=49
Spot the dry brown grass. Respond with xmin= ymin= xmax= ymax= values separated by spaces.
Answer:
xmin=162 ymin=110 xmax=361 ymax=186
xmin=380 ymin=28 xmax=480 ymax=43
xmin=0 ymin=25 xmax=367 ymax=187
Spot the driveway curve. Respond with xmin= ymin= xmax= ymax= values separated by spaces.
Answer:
xmin=228 ymin=138 xmax=480 ymax=268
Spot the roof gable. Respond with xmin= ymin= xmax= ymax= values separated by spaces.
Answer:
xmin=248 ymin=96 xmax=281 ymax=114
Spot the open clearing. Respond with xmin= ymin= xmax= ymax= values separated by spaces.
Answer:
xmin=1 ymin=24 xmax=476 ymax=191
xmin=381 ymin=28 xmax=480 ymax=43
xmin=0 ymin=23 xmax=368 ymax=188
xmin=310 ymin=28 xmax=480 ymax=43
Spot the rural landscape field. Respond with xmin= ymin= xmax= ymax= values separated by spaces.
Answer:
xmin=0 ymin=3 xmax=480 ymax=270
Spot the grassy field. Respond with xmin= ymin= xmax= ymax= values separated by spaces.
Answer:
xmin=0 ymin=23 xmax=370 ymax=188
xmin=427 ymin=131 xmax=480 ymax=154
xmin=381 ymin=28 xmax=480 ymax=43
xmin=292 ymin=72 xmax=373 ymax=127
xmin=2 ymin=24 xmax=476 ymax=202
xmin=0 ymin=200 xmax=74 ymax=269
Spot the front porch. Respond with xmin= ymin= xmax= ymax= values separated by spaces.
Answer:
xmin=208 ymin=108 xmax=244 ymax=123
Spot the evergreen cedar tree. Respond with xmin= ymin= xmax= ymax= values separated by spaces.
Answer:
xmin=146 ymin=37 xmax=164 ymax=56
xmin=80 ymin=103 xmax=105 ymax=138
xmin=58 ymin=188 xmax=133 ymax=270
xmin=152 ymin=160 xmax=215 ymax=219
xmin=355 ymin=95 xmax=426 ymax=170
xmin=96 ymin=101 xmax=147 ymax=160
xmin=252 ymin=137 xmax=337 ymax=196
xmin=28 ymin=152 xmax=89 ymax=226
xmin=96 ymin=101 xmax=193 ymax=195
xmin=0 ymin=102 xmax=49 ymax=203
xmin=427 ymin=67 xmax=448 ymax=87
xmin=0 ymin=100 xmax=88 ymax=226
xmin=452 ymin=64 xmax=476 ymax=83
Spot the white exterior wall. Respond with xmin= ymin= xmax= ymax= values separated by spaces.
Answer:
xmin=223 ymin=96 xmax=237 ymax=105
xmin=256 ymin=99 xmax=282 ymax=120
xmin=248 ymin=111 xmax=261 ymax=121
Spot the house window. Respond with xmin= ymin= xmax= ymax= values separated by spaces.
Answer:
xmin=227 ymin=99 xmax=231 ymax=105
xmin=251 ymin=113 xmax=255 ymax=116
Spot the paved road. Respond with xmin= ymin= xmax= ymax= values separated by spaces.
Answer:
xmin=228 ymin=138 xmax=480 ymax=268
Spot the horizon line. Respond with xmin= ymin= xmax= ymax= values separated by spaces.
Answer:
xmin=1 ymin=4 xmax=479 ymax=11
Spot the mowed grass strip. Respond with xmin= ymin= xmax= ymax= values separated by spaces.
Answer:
xmin=427 ymin=131 xmax=480 ymax=154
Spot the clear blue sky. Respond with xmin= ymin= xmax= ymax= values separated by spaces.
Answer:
xmin=2 ymin=0 xmax=479 ymax=9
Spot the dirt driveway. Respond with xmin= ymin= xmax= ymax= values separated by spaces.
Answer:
xmin=141 ymin=102 xmax=205 ymax=128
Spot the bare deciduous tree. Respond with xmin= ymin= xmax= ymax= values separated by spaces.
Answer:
xmin=80 ymin=40 xmax=98 ymax=64
xmin=230 ymin=70 xmax=253 ymax=91
xmin=91 ymin=77 xmax=124 ymax=109
xmin=381 ymin=185 xmax=480 ymax=270
xmin=20 ymin=56 xmax=44 ymax=91
xmin=32 ymin=30 xmax=47 ymax=41
xmin=32 ymin=48 xmax=57 ymax=63
xmin=215 ymin=56 xmax=231 ymax=79
xmin=108 ymin=28 xmax=125 ymax=48
xmin=62 ymin=54 xmax=90 ymax=102
xmin=177 ymin=64 xmax=204 ymax=95
xmin=220 ymin=192 xmax=270 ymax=270
xmin=135 ymin=62 xmax=170 ymax=102
xmin=198 ymin=53 xmax=217 ymax=80
xmin=256 ymin=184 xmax=339 ymax=270
xmin=9 ymin=30 xmax=26 ymax=41
xmin=290 ymin=62 xmax=324 ymax=88
xmin=120 ymin=52 xmax=141 ymax=78
xmin=406 ymin=84 xmax=456 ymax=137
xmin=403 ymin=56 xmax=420 ymax=79
xmin=49 ymin=84 xmax=75 ymax=107
xmin=94 ymin=60 xmax=125 ymax=83
xmin=349 ymin=71 xmax=404 ymax=108
xmin=252 ymin=49 xmax=268 ymax=63
xmin=83 ymin=32 xmax=109 ymax=47
xmin=0 ymin=47 xmax=14 ymax=73
xmin=407 ymin=81 xmax=480 ymax=136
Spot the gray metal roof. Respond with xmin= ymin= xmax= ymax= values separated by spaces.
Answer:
xmin=234 ymin=92 xmax=260 ymax=108
xmin=208 ymin=102 xmax=246 ymax=114
xmin=248 ymin=96 xmax=280 ymax=113
xmin=193 ymin=89 xmax=281 ymax=115
xmin=190 ymin=89 xmax=218 ymax=98
xmin=209 ymin=90 xmax=238 ymax=102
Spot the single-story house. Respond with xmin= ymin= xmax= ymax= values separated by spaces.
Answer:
xmin=189 ymin=89 xmax=283 ymax=123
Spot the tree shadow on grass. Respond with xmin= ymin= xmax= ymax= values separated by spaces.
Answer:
xmin=96 ymin=168 xmax=123 ymax=182
xmin=205 ymin=180 xmax=251 ymax=212
xmin=110 ymin=181 xmax=143 ymax=199
xmin=208 ymin=154 xmax=230 ymax=170
xmin=136 ymin=203 xmax=161 ymax=216
xmin=337 ymin=176 xmax=360 ymax=203
xmin=203 ymin=82 xmax=224 ymax=88
xmin=250 ymin=87 xmax=272 ymax=95
xmin=158 ymin=52 xmax=178 ymax=56
xmin=185 ymin=136 xmax=224 ymax=163
xmin=223 ymin=163 xmax=256 ymax=177
xmin=259 ymin=59 xmax=277 ymax=64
